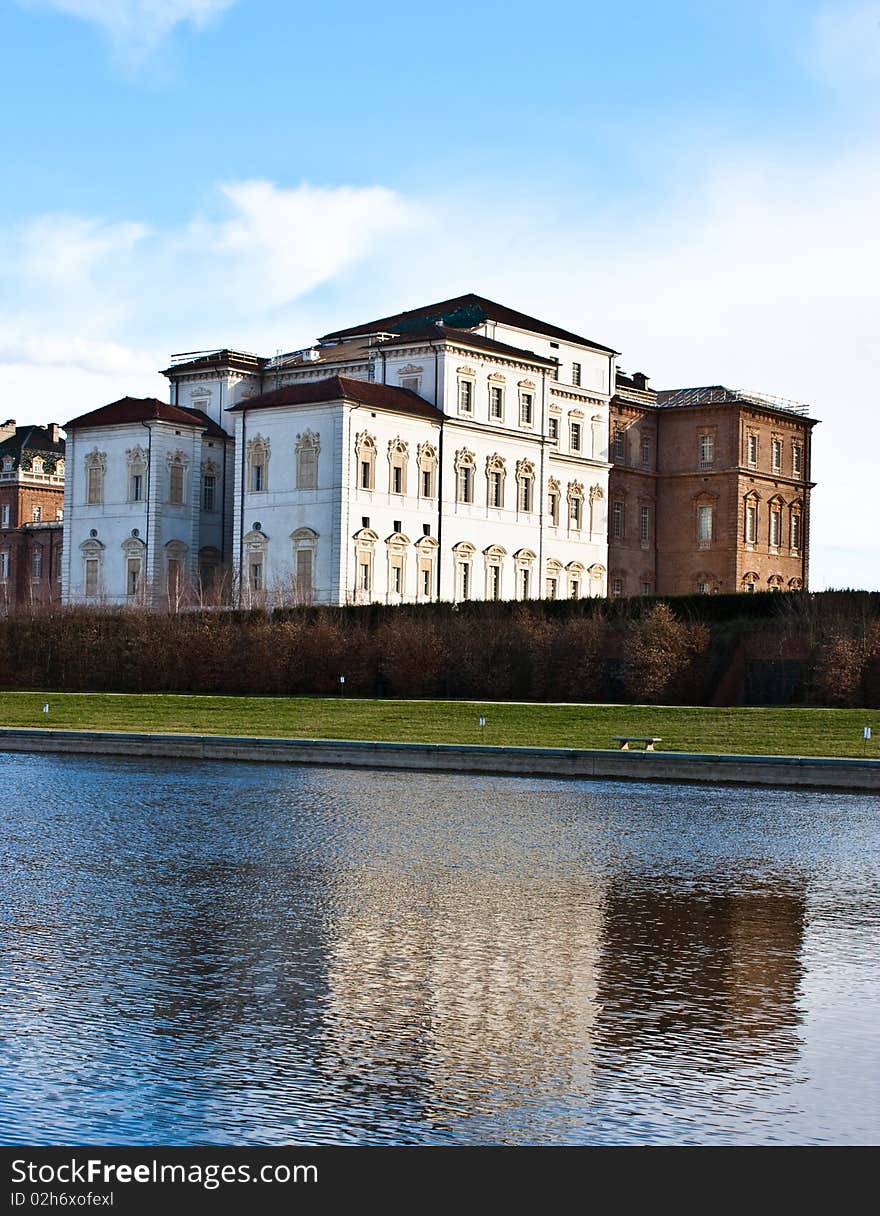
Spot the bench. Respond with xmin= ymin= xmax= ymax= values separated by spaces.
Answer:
xmin=612 ymin=736 xmax=662 ymax=751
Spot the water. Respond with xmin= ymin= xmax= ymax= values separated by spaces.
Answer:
xmin=1 ymin=753 xmax=878 ymax=1145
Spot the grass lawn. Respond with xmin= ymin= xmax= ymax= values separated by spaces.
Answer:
xmin=0 ymin=691 xmax=878 ymax=759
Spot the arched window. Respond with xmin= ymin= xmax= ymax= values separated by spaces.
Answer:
xmin=452 ymin=541 xmax=475 ymax=601
xmin=352 ymin=527 xmax=377 ymax=601
xmin=454 ymin=448 xmax=475 ymax=505
xmin=483 ymin=544 xmax=507 ymax=600
xmin=417 ymin=442 xmax=437 ymax=499
xmin=485 ymin=454 xmax=506 ymax=509
xmin=247 ymin=435 xmax=270 ymax=493
xmin=768 ymin=574 xmax=784 ymax=592
xmin=694 ymin=571 xmax=715 ymax=594
xmin=741 ymin=571 xmax=759 ymax=594
xmin=788 ymin=577 xmax=803 ymax=591
xmin=243 ymin=529 xmax=268 ymax=604
xmin=122 ymin=535 xmax=146 ymax=599
xmin=516 ymin=459 xmax=535 ymax=513
xmin=355 ymin=431 xmax=376 ymax=491
xmin=296 ymin=430 xmax=320 ymax=490
xmin=547 ymin=477 xmax=561 ymax=527
xmin=291 ymin=528 xmax=318 ymax=603
xmin=545 ymin=558 xmax=562 ymax=600
xmin=567 ymin=481 xmax=584 ymax=532
xmin=385 ymin=530 xmax=410 ymax=599
xmin=166 ymin=450 xmax=188 ymax=506
xmin=513 ymin=548 xmax=535 ymax=600
xmin=387 ymin=438 xmax=409 ymax=496
xmin=79 ymin=537 xmax=104 ymax=598
xmin=126 ymin=445 xmax=148 ymax=503
xmin=84 ymin=448 xmax=106 ymax=506
xmin=415 ymin=534 xmax=438 ymax=600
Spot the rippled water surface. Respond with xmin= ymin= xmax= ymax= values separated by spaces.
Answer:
xmin=1 ymin=754 xmax=878 ymax=1145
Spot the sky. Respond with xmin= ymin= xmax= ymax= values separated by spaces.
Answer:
xmin=0 ymin=0 xmax=878 ymax=589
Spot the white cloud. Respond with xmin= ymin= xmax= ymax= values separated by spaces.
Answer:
xmin=809 ymin=1 xmax=880 ymax=87
xmin=19 ymin=0 xmax=235 ymax=62
xmin=0 ymin=158 xmax=876 ymax=589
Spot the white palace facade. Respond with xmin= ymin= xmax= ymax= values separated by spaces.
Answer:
xmin=62 ymin=294 xmax=616 ymax=606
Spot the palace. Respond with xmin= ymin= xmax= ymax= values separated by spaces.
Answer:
xmin=11 ymin=291 xmax=815 ymax=610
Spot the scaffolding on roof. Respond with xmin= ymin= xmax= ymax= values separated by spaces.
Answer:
xmin=659 ymin=386 xmax=812 ymax=417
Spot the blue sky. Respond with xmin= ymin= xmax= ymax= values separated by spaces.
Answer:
xmin=1 ymin=0 xmax=878 ymax=587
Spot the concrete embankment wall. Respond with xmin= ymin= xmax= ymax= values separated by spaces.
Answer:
xmin=0 ymin=728 xmax=878 ymax=792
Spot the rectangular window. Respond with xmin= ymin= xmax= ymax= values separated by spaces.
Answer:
xmin=359 ymin=560 xmax=371 ymax=592
xmin=360 ymin=460 xmax=372 ymax=490
xmin=421 ymin=565 xmax=432 ymax=598
xmin=169 ymin=465 xmax=185 ymax=505
xmin=792 ymin=443 xmax=803 ymax=476
xmin=400 ymin=375 xmax=420 ymax=395
xmin=548 ymin=415 xmax=559 ymax=441
xmin=641 ymin=436 xmax=651 ymax=467
xmin=518 ymin=478 xmax=532 ymax=513
xmin=488 ymin=565 xmax=501 ymax=600
xmin=458 ymin=379 xmax=473 ymax=414
xmin=700 ymin=434 xmax=714 ymax=467
xmin=546 ymin=577 xmax=557 ymax=600
xmin=202 ymin=474 xmax=215 ymax=511
xmin=250 ymin=559 xmax=263 ymax=592
xmin=85 ymin=558 xmax=99 ymax=597
xmin=391 ymin=563 xmax=402 ymax=594
xmin=569 ymin=579 xmax=580 ymax=599
xmin=32 ymin=506 xmax=42 ymax=522
xmin=520 ymin=568 xmax=530 ymax=599
xmin=570 ymin=422 xmax=582 ymax=452
xmin=747 ymin=433 xmax=758 ymax=467
xmin=458 ymin=561 xmax=470 ymax=600
xmin=570 ymin=497 xmax=582 ymax=529
xmin=87 ymin=466 xmax=103 ymax=505
xmin=771 ymin=438 xmax=782 ymax=471
xmin=612 ymin=500 xmax=624 ymax=539
xmin=745 ymin=503 xmax=757 ymax=544
xmin=611 ymin=576 xmax=623 ymax=597
xmin=698 ymin=505 xmax=713 ymax=544
xmin=130 ymin=472 xmax=143 ymax=502
xmin=614 ymin=429 xmax=626 ymax=462
xmin=296 ymin=549 xmax=313 ymax=594
xmin=642 ymin=581 xmax=652 ymax=596
xmin=548 ymin=490 xmax=559 ymax=526
xmin=640 ymin=504 xmax=650 ymax=542
xmin=520 ymin=393 xmax=534 ymax=426
xmin=571 ymin=362 xmax=581 ymax=387
xmin=127 ymin=559 xmax=140 ymax=596
xmin=551 ymin=365 xmax=559 ymax=381
xmin=298 ymin=447 xmax=318 ymax=489
xmin=251 ymin=462 xmax=264 ymax=493
xmin=489 ymin=385 xmax=504 ymax=420
xmin=392 ymin=464 xmax=403 ymax=495
xmin=421 ymin=468 xmax=433 ymax=498
xmin=32 ymin=548 xmax=42 ymax=577
xmin=791 ymin=514 xmax=802 ymax=551
xmin=0 ymin=551 xmax=8 ymax=579
xmin=1 ymin=504 xmax=9 ymax=528
xmin=770 ymin=510 xmax=781 ymax=548
xmin=458 ymin=465 xmax=473 ymax=504
xmin=489 ymin=471 xmax=502 ymax=508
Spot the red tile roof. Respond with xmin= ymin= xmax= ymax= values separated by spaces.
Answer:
xmin=65 ymin=397 xmax=229 ymax=437
xmin=227 ymin=375 xmax=445 ymax=421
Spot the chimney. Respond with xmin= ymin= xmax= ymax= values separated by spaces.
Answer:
xmin=49 ymin=423 xmax=61 ymax=445
xmin=0 ymin=419 xmax=16 ymax=442
xmin=632 ymin=372 xmax=649 ymax=391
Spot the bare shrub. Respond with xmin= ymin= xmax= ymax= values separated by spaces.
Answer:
xmin=621 ymin=603 xmax=710 ymax=703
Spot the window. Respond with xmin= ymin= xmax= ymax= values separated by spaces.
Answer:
xmin=169 ymin=462 xmax=185 ymax=505
xmin=488 ymin=563 xmax=501 ymax=600
xmin=613 ymin=429 xmax=626 ymax=462
xmin=85 ymin=449 xmax=106 ymax=505
xmin=250 ymin=558 xmax=264 ymax=592
xmin=697 ymin=580 xmax=712 ymax=595
xmin=32 ymin=506 xmax=42 ymax=522
xmin=548 ymin=480 xmax=560 ymax=527
xmin=698 ymin=504 xmax=713 ymax=546
xmin=519 ymin=392 xmax=534 ymax=426
xmin=769 ymin=505 xmax=782 ymax=548
xmin=130 ymin=473 xmax=144 ymax=503
xmin=516 ymin=460 xmax=534 ymax=513
xmin=568 ymin=484 xmax=584 ymax=530
xmin=0 ymin=551 xmax=8 ymax=579
xmin=399 ymin=374 xmax=421 ymax=395
xmin=640 ymin=504 xmax=650 ymax=543
xmin=747 ymin=432 xmax=758 ymax=467
xmin=458 ymin=378 xmax=474 ymax=415
xmin=745 ymin=500 xmax=757 ymax=544
xmin=548 ymin=415 xmax=559 ymax=442
xmin=127 ymin=558 xmax=140 ymax=597
xmin=641 ymin=436 xmax=651 ymax=467
xmin=296 ymin=430 xmax=320 ymax=489
xmin=355 ymin=432 xmax=376 ymax=490
xmin=489 ymin=385 xmax=504 ymax=421
xmin=611 ymin=576 xmax=624 ymax=597
xmin=455 ymin=449 xmax=475 ymax=504
xmin=699 ymin=433 xmax=714 ymax=468
xmin=792 ymin=443 xmax=803 ymax=476
xmin=456 ymin=558 xmax=471 ymax=601
xmin=247 ymin=435 xmax=270 ymax=493
xmin=417 ymin=442 xmax=437 ymax=500
xmin=569 ymin=578 xmax=580 ymax=598
xmin=127 ymin=445 xmax=147 ymax=504
xmin=85 ymin=558 xmax=99 ymax=597
xmin=572 ymin=362 xmax=582 ymax=387
xmin=612 ymin=500 xmax=624 ymax=540
xmin=570 ymin=421 xmax=582 ymax=452
xmin=388 ymin=438 xmax=408 ymax=496
xmin=551 ymin=364 xmax=559 ymax=381
xmin=791 ymin=511 xmax=802 ymax=552
xmin=32 ymin=547 xmax=42 ymax=577
xmin=546 ymin=577 xmax=557 ymax=599
xmin=487 ymin=466 xmax=504 ymax=508
xmin=642 ymin=581 xmax=652 ymax=596
xmin=520 ymin=568 xmax=530 ymax=599
xmin=422 ymin=565 xmax=432 ymax=598
xmin=771 ymin=438 xmax=782 ymax=472
xmin=1 ymin=504 xmax=8 ymax=527
xmin=202 ymin=474 xmax=216 ymax=511
xmin=391 ymin=563 xmax=402 ymax=594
